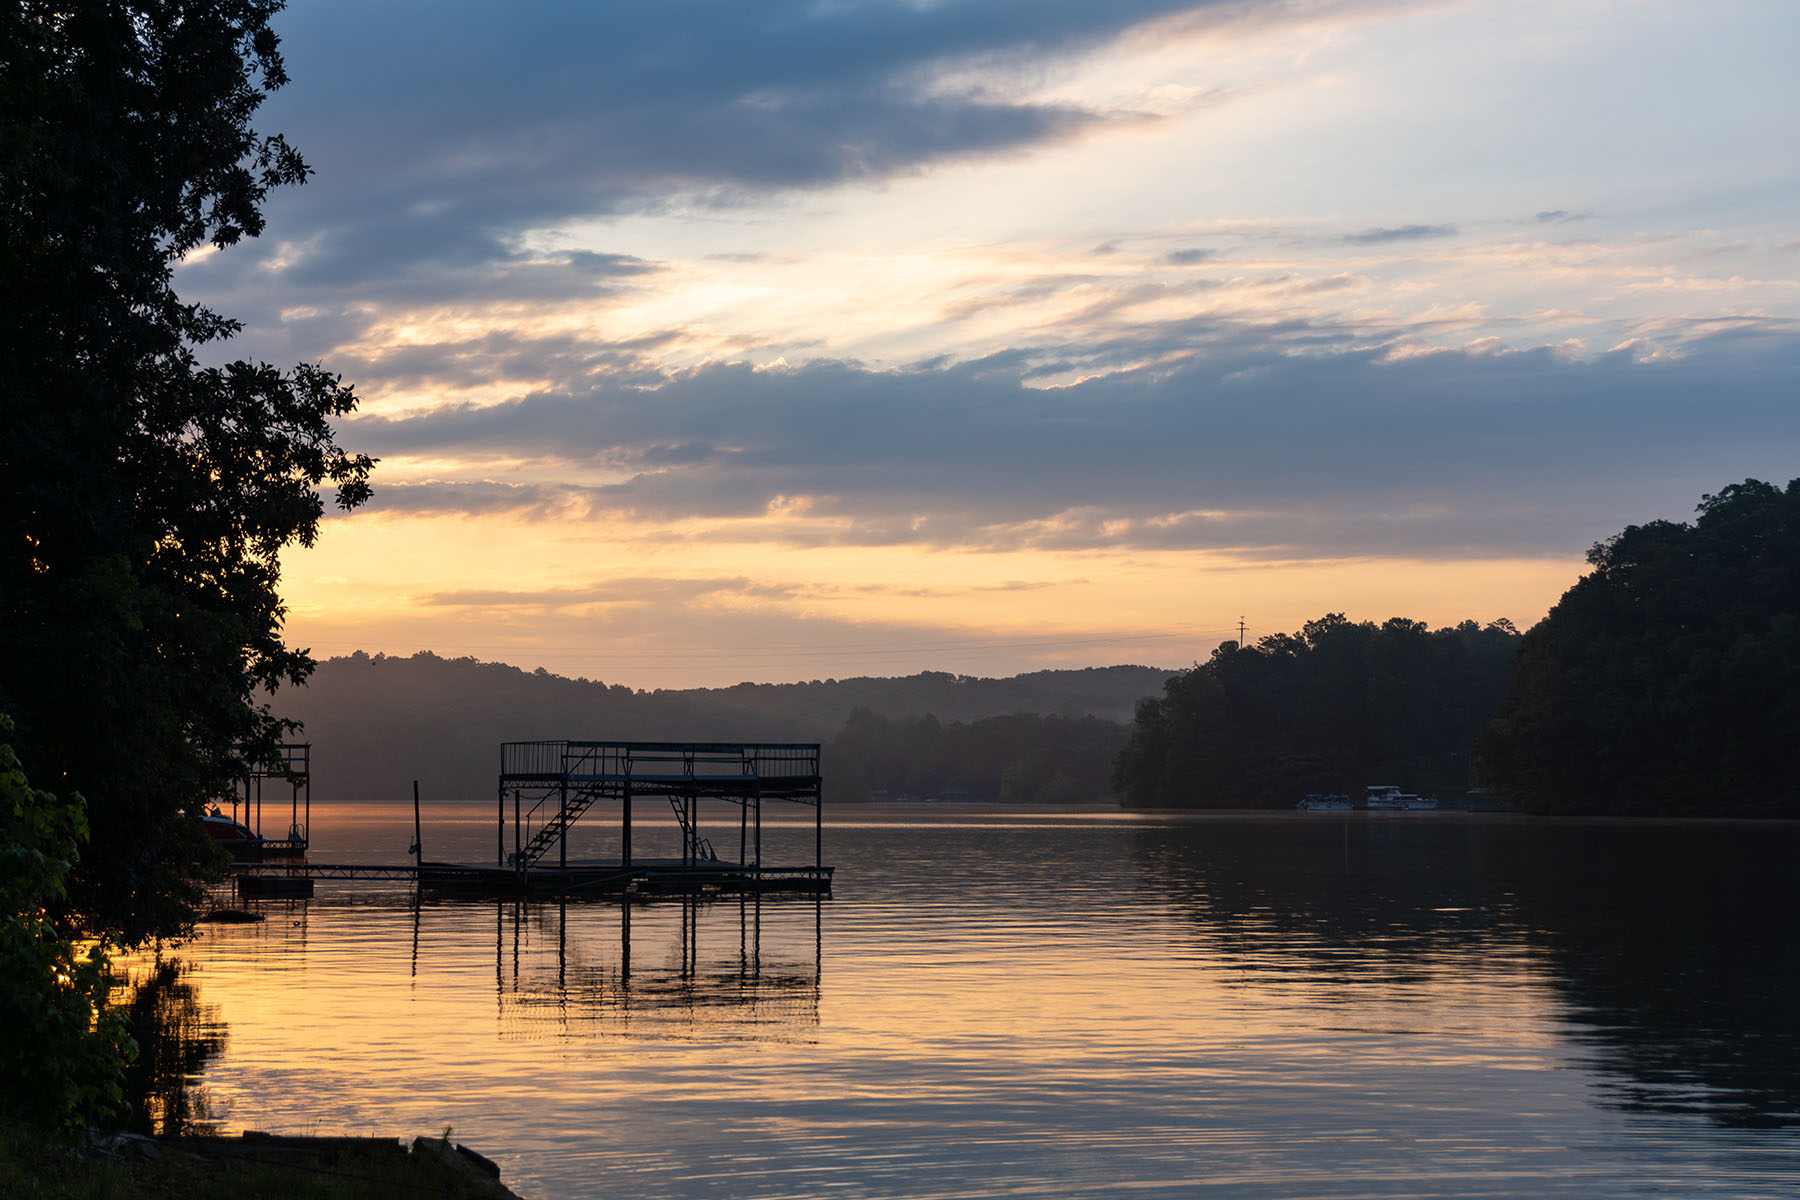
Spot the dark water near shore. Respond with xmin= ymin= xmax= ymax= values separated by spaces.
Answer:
xmin=130 ymin=806 xmax=1800 ymax=1198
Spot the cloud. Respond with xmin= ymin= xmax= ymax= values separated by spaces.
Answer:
xmin=1534 ymin=209 xmax=1598 ymax=224
xmin=341 ymin=324 xmax=1800 ymax=559
xmin=419 ymin=577 xmax=802 ymax=609
xmin=1164 ymin=248 xmax=1221 ymax=265
xmin=1340 ymin=223 xmax=1459 ymax=244
xmin=207 ymin=0 xmax=1324 ymax=299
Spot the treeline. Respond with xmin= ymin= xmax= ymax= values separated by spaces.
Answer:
xmin=276 ymin=653 xmax=1168 ymax=804
xmin=1115 ymin=615 xmax=1522 ymax=808
xmin=826 ymin=709 xmax=1129 ymax=803
xmin=1478 ymin=479 xmax=1800 ymax=816
xmin=672 ymin=665 xmax=1170 ymax=729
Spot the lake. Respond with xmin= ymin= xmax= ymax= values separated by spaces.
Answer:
xmin=127 ymin=805 xmax=1800 ymax=1198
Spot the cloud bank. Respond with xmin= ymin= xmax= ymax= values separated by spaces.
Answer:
xmin=343 ymin=324 xmax=1800 ymax=559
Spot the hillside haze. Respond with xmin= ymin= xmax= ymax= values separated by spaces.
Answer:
xmin=275 ymin=652 xmax=1174 ymax=806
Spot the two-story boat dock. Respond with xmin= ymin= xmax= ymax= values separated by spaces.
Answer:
xmin=230 ymin=740 xmax=832 ymax=899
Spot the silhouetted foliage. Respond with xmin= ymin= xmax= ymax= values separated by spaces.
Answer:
xmin=825 ymin=708 xmax=1128 ymax=803
xmin=0 ymin=727 xmax=131 ymax=1137
xmin=1477 ymin=479 xmax=1800 ymax=815
xmin=1 ymin=2 xmax=371 ymax=944
xmin=1114 ymin=615 xmax=1521 ymax=807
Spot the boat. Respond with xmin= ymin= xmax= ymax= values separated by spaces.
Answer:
xmin=202 ymin=806 xmax=264 ymax=854
xmin=1297 ymin=793 xmax=1353 ymax=811
xmin=1363 ymin=784 xmax=1439 ymax=811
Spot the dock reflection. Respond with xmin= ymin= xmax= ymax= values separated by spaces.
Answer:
xmin=483 ymin=894 xmax=823 ymax=1041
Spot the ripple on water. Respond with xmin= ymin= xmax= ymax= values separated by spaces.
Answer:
xmin=140 ymin=807 xmax=1800 ymax=1199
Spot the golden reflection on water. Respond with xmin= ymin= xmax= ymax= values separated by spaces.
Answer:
xmin=132 ymin=805 xmax=1800 ymax=1200
xmin=494 ymin=896 xmax=821 ymax=1041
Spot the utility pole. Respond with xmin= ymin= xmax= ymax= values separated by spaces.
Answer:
xmin=1238 ymin=615 xmax=1246 ymax=645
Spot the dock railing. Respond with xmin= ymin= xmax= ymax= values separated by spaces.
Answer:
xmin=498 ymin=740 xmax=823 ymax=877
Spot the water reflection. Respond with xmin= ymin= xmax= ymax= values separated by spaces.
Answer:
xmin=1132 ymin=816 xmax=1800 ymax=1128
xmin=115 ymin=958 xmax=228 ymax=1135
xmin=1500 ymin=822 xmax=1800 ymax=1129
xmin=480 ymin=894 xmax=823 ymax=1041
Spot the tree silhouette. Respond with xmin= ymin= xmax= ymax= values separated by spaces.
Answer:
xmin=2 ymin=1 xmax=372 ymax=942
xmin=1115 ymin=616 xmax=1520 ymax=807
xmin=1478 ymin=479 xmax=1800 ymax=815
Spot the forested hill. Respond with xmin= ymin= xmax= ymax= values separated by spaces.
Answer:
xmin=274 ymin=653 xmax=1175 ymax=805
xmin=673 ymin=665 xmax=1174 ymax=730
xmin=1114 ymin=616 xmax=1522 ymax=808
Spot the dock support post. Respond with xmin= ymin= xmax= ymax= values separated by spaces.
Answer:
xmin=754 ymin=784 xmax=762 ymax=886
xmin=622 ymin=780 xmax=632 ymax=868
xmin=413 ymin=780 xmax=422 ymax=868
xmin=513 ymin=788 xmax=521 ymax=882
xmin=559 ymin=778 xmax=568 ymax=872
xmin=739 ymin=796 xmax=747 ymax=867
xmin=815 ymin=784 xmax=822 ymax=872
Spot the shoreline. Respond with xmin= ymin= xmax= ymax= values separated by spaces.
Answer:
xmin=3 ymin=1126 xmax=530 ymax=1200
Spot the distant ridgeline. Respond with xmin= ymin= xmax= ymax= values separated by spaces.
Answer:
xmin=1115 ymin=615 xmax=1523 ymax=808
xmin=273 ymin=655 xmax=1174 ymax=805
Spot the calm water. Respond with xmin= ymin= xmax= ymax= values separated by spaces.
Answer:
xmin=130 ymin=806 xmax=1800 ymax=1198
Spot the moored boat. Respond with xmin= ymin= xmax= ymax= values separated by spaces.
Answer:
xmin=1297 ymin=792 xmax=1354 ymax=811
xmin=1363 ymin=784 xmax=1439 ymax=811
xmin=203 ymin=807 xmax=264 ymax=854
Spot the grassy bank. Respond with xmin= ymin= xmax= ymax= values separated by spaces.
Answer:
xmin=0 ymin=1126 xmax=525 ymax=1199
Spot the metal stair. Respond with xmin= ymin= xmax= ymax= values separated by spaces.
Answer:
xmin=519 ymin=789 xmax=599 ymax=866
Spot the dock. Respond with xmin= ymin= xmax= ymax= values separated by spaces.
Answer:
xmin=226 ymin=740 xmax=832 ymax=899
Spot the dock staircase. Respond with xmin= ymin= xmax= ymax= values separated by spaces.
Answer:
xmin=498 ymin=741 xmax=822 ymax=877
xmin=667 ymin=795 xmax=718 ymax=862
xmin=518 ymin=788 xmax=600 ymax=866
xmin=518 ymin=788 xmax=722 ymax=868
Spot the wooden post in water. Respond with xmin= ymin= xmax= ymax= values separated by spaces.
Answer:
xmin=622 ymin=779 xmax=633 ymax=868
xmin=412 ymin=780 xmax=422 ymax=868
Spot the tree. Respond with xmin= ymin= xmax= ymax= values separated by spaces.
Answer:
xmin=1477 ymin=480 xmax=1800 ymax=815
xmin=0 ymin=726 xmax=132 ymax=1135
xmin=1114 ymin=616 xmax=1522 ymax=807
xmin=2 ymin=1 xmax=372 ymax=945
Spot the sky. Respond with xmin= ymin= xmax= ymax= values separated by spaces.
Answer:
xmin=181 ymin=0 xmax=1800 ymax=688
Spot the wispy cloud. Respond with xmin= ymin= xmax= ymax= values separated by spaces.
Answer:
xmin=1340 ymin=223 xmax=1459 ymax=245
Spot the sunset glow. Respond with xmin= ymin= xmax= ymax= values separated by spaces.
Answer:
xmin=186 ymin=0 xmax=1799 ymax=685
